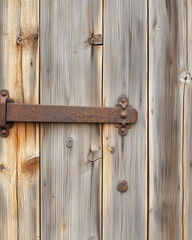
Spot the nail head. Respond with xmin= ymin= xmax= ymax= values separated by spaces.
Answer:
xmin=66 ymin=136 xmax=74 ymax=148
xmin=1 ymin=90 xmax=7 ymax=97
xmin=117 ymin=181 xmax=128 ymax=192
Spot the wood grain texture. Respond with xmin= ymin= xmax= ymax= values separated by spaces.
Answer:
xmin=183 ymin=1 xmax=192 ymax=239
xmin=0 ymin=0 xmax=39 ymax=240
xmin=149 ymin=1 xmax=186 ymax=239
xmin=40 ymin=1 xmax=102 ymax=239
xmin=183 ymin=79 xmax=192 ymax=240
xmin=103 ymin=0 xmax=147 ymax=239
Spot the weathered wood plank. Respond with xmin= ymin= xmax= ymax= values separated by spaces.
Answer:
xmin=149 ymin=1 xmax=186 ymax=239
xmin=183 ymin=78 xmax=192 ymax=240
xmin=0 ymin=0 xmax=39 ymax=239
xmin=103 ymin=0 xmax=147 ymax=239
xmin=183 ymin=1 xmax=192 ymax=239
xmin=40 ymin=1 xmax=102 ymax=239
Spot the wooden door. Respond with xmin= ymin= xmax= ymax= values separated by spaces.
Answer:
xmin=0 ymin=1 xmax=191 ymax=240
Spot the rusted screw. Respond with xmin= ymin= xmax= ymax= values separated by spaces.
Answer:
xmin=66 ymin=136 xmax=74 ymax=148
xmin=0 ymin=128 xmax=10 ymax=138
xmin=121 ymin=127 xmax=126 ymax=134
xmin=1 ymin=129 xmax=7 ymax=135
xmin=16 ymin=36 xmax=23 ymax=44
xmin=1 ymin=90 xmax=7 ymax=97
xmin=1 ymin=128 xmax=8 ymax=136
xmin=117 ymin=181 xmax=128 ymax=192
xmin=120 ymin=110 xmax=127 ymax=119
xmin=119 ymin=125 xmax=128 ymax=136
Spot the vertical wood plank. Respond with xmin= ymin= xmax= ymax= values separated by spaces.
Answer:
xmin=103 ymin=0 xmax=147 ymax=239
xmin=40 ymin=1 xmax=102 ymax=239
xmin=183 ymin=1 xmax=192 ymax=239
xmin=0 ymin=2 xmax=18 ymax=238
xmin=149 ymin=1 xmax=186 ymax=239
xmin=0 ymin=0 xmax=39 ymax=240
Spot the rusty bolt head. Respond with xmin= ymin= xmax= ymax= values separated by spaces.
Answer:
xmin=1 ymin=90 xmax=7 ymax=97
xmin=120 ymin=127 xmax=126 ymax=134
xmin=66 ymin=136 xmax=74 ymax=148
xmin=120 ymin=110 xmax=127 ymax=119
xmin=0 ymin=128 xmax=9 ymax=138
xmin=1 ymin=129 xmax=7 ymax=135
xmin=117 ymin=181 xmax=128 ymax=192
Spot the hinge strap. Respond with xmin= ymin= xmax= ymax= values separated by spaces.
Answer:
xmin=0 ymin=90 xmax=137 ymax=138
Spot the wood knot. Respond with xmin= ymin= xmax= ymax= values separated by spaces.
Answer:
xmin=179 ymin=71 xmax=192 ymax=83
xmin=21 ymin=156 xmax=39 ymax=177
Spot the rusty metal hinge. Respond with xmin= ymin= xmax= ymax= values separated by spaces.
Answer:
xmin=0 ymin=89 xmax=137 ymax=138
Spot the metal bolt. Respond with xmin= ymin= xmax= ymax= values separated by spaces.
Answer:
xmin=117 ymin=181 xmax=128 ymax=192
xmin=119 ymin=125 xmax=128 ymax=136
xmin=120 ymin=110 xmax=127 ymax=119
xmin=16 ymin=36 xmax=23 ymax=45
xmin=1 ymin=128 xmax=9 ymax=138
xmin=66 ymin=136 xmax=74 ymax=148
xmin=1 ymin=90 xmax=7 ymax=97
xmin=1 ymin=129 xmax=7 ymax=135
xmin=121 ymin=127 xmax=126 ymax=133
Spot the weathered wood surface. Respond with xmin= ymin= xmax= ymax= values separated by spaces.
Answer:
xmin=0 ymin=0 xmax=39 ymax=240
xmin=40 ymin=0 xmax=102 ymax=239
xmin=1 ymin=1 xmax=192 ymax=239
xmin=149 ymin=1 xmax=186 ymax=239
xmin=184 ymin=78 xmax=192 ymax=240
xmin=183 ymin=2 xmax=192 ymax=239
xmin=103 ymin=0 xmax=147 ymax=239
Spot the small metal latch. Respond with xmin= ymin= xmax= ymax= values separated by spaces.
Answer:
xmin=0 ymin=89 xmax=137 ymax=138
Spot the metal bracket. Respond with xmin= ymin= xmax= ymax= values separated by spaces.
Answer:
xmin=0 ymin=89 xmax=137 ymax=138
xmin=0 ymin=90 xmax=14 ymax=137
xmin=116 ymin=95 xmax=137 ymax=136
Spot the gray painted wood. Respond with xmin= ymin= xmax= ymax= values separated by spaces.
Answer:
xmin=149 ymin=1 xmax=186 ymax=239
xmin=0 ymin=0 xmax=39 ymax=239
xmin=103 ymin=0 xmax=147 ymax=239
xmin=40 ymin=1 xmax=102 ymax=239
